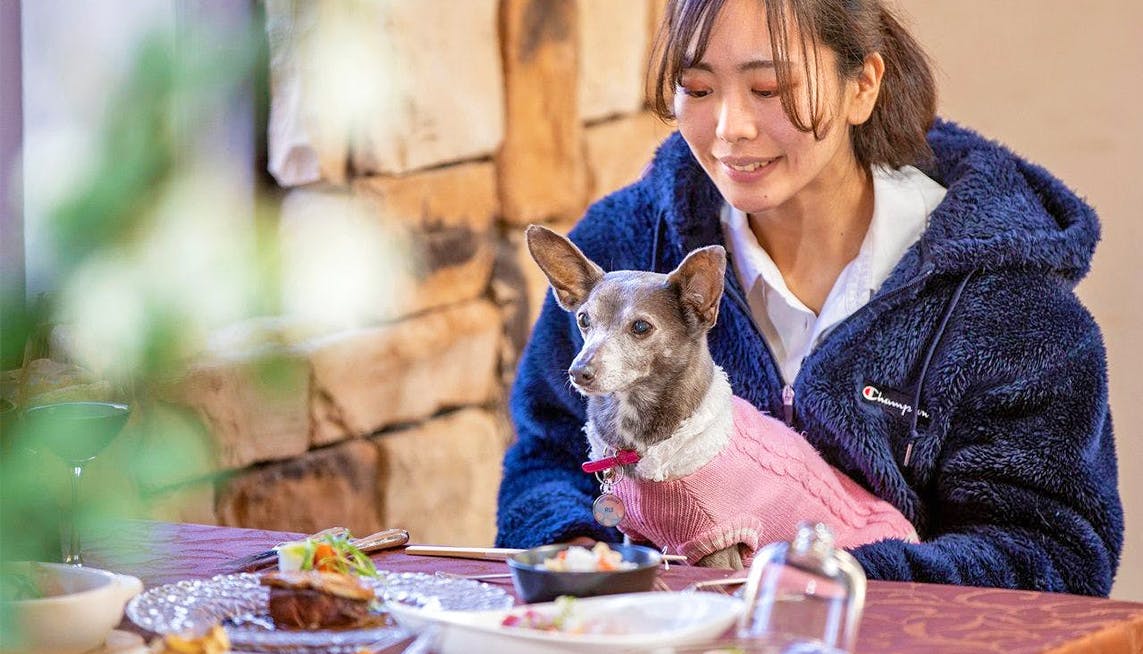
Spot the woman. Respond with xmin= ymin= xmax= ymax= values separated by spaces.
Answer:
xmin=496 ymin=0 xmax=1123 ymax=596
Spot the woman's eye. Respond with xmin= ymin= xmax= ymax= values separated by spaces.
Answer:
xmin=677 ymin=84 xmax=710 ymax=98
xmin=577 ymin=313 xmax=590 ymax=329
xmin=753 ymin=88 xmax=777 ymax=98
xmin=631 ymin=320 xmax=652 ymax=336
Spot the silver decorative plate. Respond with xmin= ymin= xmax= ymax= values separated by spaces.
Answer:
xmin=126 ymin=572 xmax=513 ymax=653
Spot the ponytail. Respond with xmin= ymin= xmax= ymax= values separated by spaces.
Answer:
xmin=852 ymin=6 xmax=936 ymax=169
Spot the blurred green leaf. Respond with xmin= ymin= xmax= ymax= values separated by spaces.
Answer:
xmin=2 ymin=19 xmax=268 ymax=570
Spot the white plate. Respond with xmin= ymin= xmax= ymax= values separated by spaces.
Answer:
xmin=388 ymin=591 xmax=743 ymax=654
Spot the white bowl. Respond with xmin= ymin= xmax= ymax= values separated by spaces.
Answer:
xmin=1 ymin=562 xmax=143 ymax=654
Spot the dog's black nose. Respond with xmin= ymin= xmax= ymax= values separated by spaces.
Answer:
xmin=569 ymin=364 xmax=595 ymax=386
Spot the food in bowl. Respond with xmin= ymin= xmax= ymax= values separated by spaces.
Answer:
xmin=0 ymin=562 xmax=142 ymax=654
xmin=541 ymin=542 xmax=636 ymax=572
xmin=507 ymin=543 xmax=662 ymax=604
xmin=260 ymin=570 xmax=381 ymax=629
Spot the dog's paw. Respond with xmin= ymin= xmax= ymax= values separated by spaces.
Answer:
xmin=696 ymin=545 xmax=744 ymax=570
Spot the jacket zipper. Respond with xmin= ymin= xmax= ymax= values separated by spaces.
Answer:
xmin=782 ymin=384 xmax=795 ymax=426
xmin=903 ymin=441 xmax=915 ymax=467
xmin=814 ymin=266 xmax=935 ymax=469
xmin=724 ymin=259 xmax=937 ymax=431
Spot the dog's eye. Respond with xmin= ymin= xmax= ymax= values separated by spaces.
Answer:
xmin=577 ymin=313 xmax=590 ymax=329
xmin=631 ymin=319 xmax=652 ymax=336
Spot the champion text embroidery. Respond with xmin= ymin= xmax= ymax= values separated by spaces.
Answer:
xmin=862 ymin=385 xmax=930 ymax=419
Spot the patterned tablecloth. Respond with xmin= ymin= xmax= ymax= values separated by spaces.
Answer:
xmin=85 ymin=520 xmax=1143 ymax=654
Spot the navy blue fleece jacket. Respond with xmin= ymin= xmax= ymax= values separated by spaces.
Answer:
xmin=495 ymin=120 xmax=1124 ymax=596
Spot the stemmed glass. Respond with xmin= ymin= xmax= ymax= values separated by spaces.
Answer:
xmin=21 ymin=401 xmax=131 ymax=566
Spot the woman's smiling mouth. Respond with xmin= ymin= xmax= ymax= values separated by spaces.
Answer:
xmin=719 ymin=156 xmax=779 ymax=180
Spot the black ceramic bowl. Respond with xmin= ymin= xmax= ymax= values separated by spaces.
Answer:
xmin=507 ymin=543 xmax=662 ymax=604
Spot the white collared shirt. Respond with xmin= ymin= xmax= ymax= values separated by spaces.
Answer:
xmin=721 ymin=165 xmax=947 ymax=384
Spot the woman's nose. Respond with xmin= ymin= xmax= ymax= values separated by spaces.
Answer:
xmin=715 ymin=91 xmax=758 ymax=143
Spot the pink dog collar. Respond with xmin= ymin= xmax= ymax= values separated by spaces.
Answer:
xmin=581 ymin=449 xmax=641 ymax=473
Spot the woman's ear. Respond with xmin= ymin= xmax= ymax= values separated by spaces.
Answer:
xmin=847 ymin=51 xmax=885 ymax=126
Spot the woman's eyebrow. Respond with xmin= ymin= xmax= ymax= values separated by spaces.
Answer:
xmin=683 ymin=59 xmax=778 ymax=73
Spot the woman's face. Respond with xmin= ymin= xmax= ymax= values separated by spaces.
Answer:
xmin=674 ymin=0 xmax=868 ymax=216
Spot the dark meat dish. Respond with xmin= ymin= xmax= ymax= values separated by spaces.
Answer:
xmin=260 ymin=570 xmax=375 ymax=629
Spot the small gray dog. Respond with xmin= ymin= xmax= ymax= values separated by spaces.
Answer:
xmin=525 ymin=224 xmax=919 ymax=569
xmin=525 ymin=224 xmax=742 ymax=567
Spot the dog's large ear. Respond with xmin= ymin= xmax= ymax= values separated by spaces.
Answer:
xmin=668 ymin=245 xmax=726 ymax=331
xmin=525 ymin=225 xmax=605 ymax=311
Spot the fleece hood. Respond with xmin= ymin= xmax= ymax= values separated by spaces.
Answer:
xmin=648 ymin=119 xmax=1101 ymax=285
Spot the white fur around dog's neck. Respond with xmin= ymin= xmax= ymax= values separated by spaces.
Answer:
xmin=585 ymin=366 xmax=734 ymax=482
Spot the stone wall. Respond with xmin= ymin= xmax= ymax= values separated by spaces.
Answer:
xmin=142 ymin=0 xmax=672 ymax=545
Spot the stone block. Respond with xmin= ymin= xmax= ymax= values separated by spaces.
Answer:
xmin=264 ymin=0 xmax=350 ymax=186
xmin=278 ymin=188 xmax=416 ymax=328
xmin=375 ymin=408 xmax=507 ymax=546
xmin=493 ymin=221 xmax=576 ymax=387
xmin=350 ymin=0 xmax=504 ymax=174
xmin=216 ymin=438 xmax=382 ymax=536
xmin=354 ymin=161 xmax=498 ymax=319
xmin=265 ymin=0 xmax=504 ymax=183
xmin=165 ymin=354 xmax=311 ymax=472
xmin=578 ymin=0 xmax=651 ymax=122
xmin=491 ymin=234 xmax=531 ymax=387
xmin=497 ymin=0 xmax=587 ymax=226
xmin=305 ymin=300 xmax=502 ymax=445
xmin=585 ymin=111 xmax=673 ymax=203
xmin=145 ymin=480 xmax=217 ymax=526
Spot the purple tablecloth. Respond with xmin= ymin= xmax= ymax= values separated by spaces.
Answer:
xmin=85 ymin=520 xmax=1143 ymax=653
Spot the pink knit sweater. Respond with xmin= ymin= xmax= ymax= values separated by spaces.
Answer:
xmin=613 ymin=396 xmax=918 ymax=565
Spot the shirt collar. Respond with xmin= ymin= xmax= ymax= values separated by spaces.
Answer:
xmin=721 ymin=165 xmax=946 ymax=303
xmin=865 ymin=165 xmax=947 ymax=292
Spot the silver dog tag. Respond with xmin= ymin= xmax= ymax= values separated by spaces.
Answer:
xmin=593 ymin=493 xmax=625 ymax=527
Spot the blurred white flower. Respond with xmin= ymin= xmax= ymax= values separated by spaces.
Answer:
xmin=56 ymin=168 xmax=264 ymax=375
xmin=22 ymin=127 xmax=100 ymax=295
xmin=279 ymin=190 xmax=407 ymax=332
xmin=56 ymin=255 xmax=148 ymax=377
xmin=138 ymin=171 xmax=261 ymax=332
xmin=266 ymin=0 xmax=397 ymax=185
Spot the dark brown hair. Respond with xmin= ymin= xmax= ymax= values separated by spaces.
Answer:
xmin=649 ymin=0 xmax=936 ymax=169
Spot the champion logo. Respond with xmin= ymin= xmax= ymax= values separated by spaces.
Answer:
xmin=862 ymin=384 xmax=930 ymax=419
